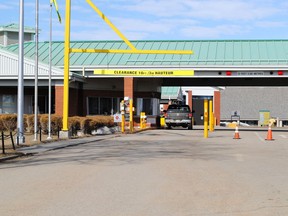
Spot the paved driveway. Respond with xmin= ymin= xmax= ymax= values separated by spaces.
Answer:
xmin=1 ymin=128 xmax=288 ymax=216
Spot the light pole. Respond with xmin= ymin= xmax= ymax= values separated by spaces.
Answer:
xmin=34 ymin=0 xmax=39 ymax=141
xmin=17 ymin=0 xmax=25 ymax=144
xmin=47 ymin=0 xmax=53 ymax=140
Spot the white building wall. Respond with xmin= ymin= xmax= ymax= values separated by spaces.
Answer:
xmin=0 ymin=49 xmax=63 ymax=78
xmin=182 ymin=87 xmax=220 ymax=105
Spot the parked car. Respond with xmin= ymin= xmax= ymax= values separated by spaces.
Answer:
xmin=164 ymin=104 xmax=193 ymax=129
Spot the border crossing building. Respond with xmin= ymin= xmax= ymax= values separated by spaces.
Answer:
xmin=1 ymin=23 xmax=288 ymax=126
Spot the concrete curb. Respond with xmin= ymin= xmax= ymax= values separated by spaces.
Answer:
xmin=0 ymin=154 xmax=22 ymax=162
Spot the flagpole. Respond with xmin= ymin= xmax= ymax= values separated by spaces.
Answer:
xmin=17 ymin=0 xmax=25 ymax=144
xmin=34 ymin=0 xmax=39 ymax=141
xmin=47 ymin=0 xmax=52 ymax=140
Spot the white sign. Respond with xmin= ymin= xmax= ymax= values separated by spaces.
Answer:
xmin=237 ymin=72 xmax=264 ymax=76
xmin=113 ymin=114 xmax=122 ymax=122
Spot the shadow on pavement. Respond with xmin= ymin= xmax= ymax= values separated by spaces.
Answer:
xmin=0 ymin=131 xmax=232 ymax=169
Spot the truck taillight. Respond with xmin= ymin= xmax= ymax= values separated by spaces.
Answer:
xmin=188 ymin=113 xmax=192 ymax=118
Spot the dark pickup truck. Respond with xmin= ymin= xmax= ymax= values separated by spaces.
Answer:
xmin=164 ymin=104 xmax=193 ymax=129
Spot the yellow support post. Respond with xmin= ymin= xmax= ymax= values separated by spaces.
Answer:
xmin=211 ymin=113 xmax=215 ymax=131
xmin=62 ymin=0 xmax=71 ymax=132
xmin=129 ymin=99 xmax=133 ymax=133
xmin=209 ymin=100 xmax=214 ymax=132
xmin=140 ymin=112 xmax=145 ymax=129
xmin=204 ymin=99 xmax=208 ymax=138
xmin=120 ymin=100 xmax=125 ymax=133
xmin=121 ymin=114 xmax=125 ymax=133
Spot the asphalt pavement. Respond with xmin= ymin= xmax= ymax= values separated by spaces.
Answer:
xmin=1 ymin=127 xmax=288 ymax=215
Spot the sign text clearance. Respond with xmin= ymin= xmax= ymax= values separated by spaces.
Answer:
xmin=94 ymin=69 xmax=194 ymax=77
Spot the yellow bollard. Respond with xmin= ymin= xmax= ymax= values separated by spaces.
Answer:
xmin=211 ymin=113 xmax=215 ymax=131
xmin=204 ymin=99 xmax=209 ymax=138
xmin=121 ymin=113 xmax=125 ymax=133
xmin=120 ymin=100 xmax=125 ymax=133
xmin=140 ymin=112 xmax=145 ymax=129
xmin=160 ymin=116 xmax=165 ymax=128
xmin=129 ymin=99 xmax=134 ymax=133
xmin=209 ymin=100 xmax=214 ymax=132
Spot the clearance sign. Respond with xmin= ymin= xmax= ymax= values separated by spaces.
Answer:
xmin=94 ymin=69 xmax=194 ymax=77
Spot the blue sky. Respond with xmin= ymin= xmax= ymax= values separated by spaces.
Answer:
xmin=1 ymin=0 xmax=288 ymax=42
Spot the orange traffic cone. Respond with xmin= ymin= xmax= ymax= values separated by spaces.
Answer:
xmin=265 ymin=125 xmax=274 ymax=141
xmin=233 ymin=126 xmax=241 ymax=139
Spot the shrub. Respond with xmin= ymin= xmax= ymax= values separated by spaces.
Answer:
xmin=0 ymin=114 xmax=17 ymax=132
xmin=25 ymin=114 xmax=41 ymax=133
xmin=51 ymin=115 xmax=62 ymax=134
xmin=68 ymin=116 xmax=81 ymax=131
xmin=80 ymin=117 xmax=92 ymax=134
xmin=39 ymin=114 xmax=63 ymax=135
xmin=0 ymin=116 xmax=4 ymax=131
xmin=39 ymin=114 xmax=49 ymax=134
xmin=88 ymin=115 xmax=115 ymax=132
xmin=0 ymin=114 xmax=115 ymax=135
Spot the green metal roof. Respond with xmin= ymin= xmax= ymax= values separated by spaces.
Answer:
xmin=0 ymin=23 xmax=35 ymax=33
xmin=161 ymin=87 xmax=182 ymax=100
xmin=2 ymin=40 xmax=288 ymax=67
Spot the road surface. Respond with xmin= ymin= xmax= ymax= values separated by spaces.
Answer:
xmin=1 ymin=128 xmax=288 ymax=216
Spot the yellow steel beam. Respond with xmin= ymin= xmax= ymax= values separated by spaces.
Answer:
xmin=86 ymin=0 xmax=136 ymax=51
xmin=63 ymin=0 xmax=71 ymax=131
xmin=85 ymin=0 xmax=193 ymax=55
xmin=70 ymin=48 xmax=192 ymax=54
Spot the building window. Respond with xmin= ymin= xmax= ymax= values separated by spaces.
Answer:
xmin=100 ymin=98 xmax=112 ymax=115
xmin=1 ymin=95 xmax=17 ymax=114
xmin=88 ymin=97 xmax=99 ymax=115
xmin=88 ymin=97 xmax=121 ymax=115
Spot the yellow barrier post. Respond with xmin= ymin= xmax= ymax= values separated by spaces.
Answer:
xmin=211 ymin=113 xmax=215 ymax=131
xmin=140 ymin=112 xmax=146 ymax=129
xmin=140 ymin=112 xmax=143 ymax=129
xmin=209 ymin=100 xmax=214 ymax=132
xmin=129 ymin=99 xmax=133 ymax=133
xmin=120 ymin=100 xmax=125 ymax=133
xmin=121 ymin=114 xmax=125 ymax=133
xmin=160 ymin=116 xmax=165 ymax=128
xmin=204 ymin=99 xmax=209 ymax=138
